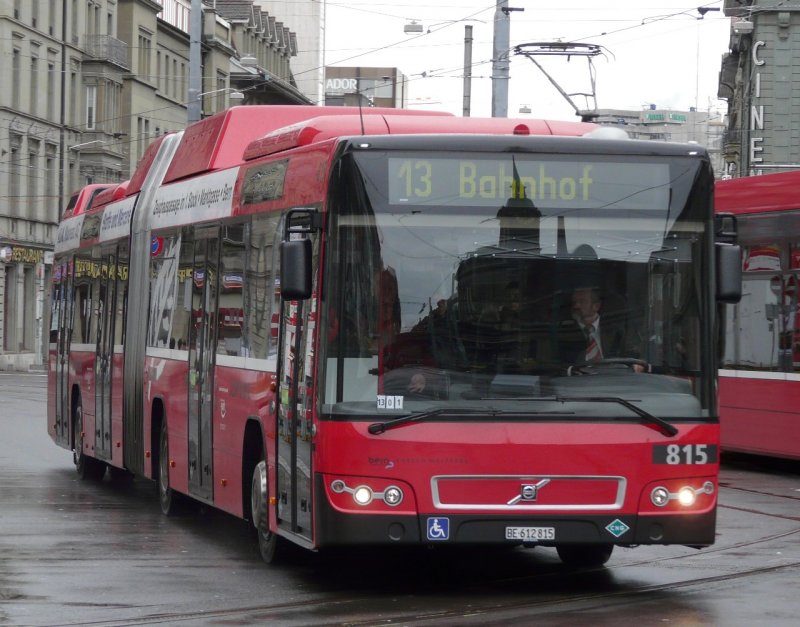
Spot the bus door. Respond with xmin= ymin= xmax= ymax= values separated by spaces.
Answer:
xmin=93 ymin=248 xmax=117 ymax=460
xmin=276 ymin=213 xmax=319 ymax=543
xmin=187 ymin=228 xmax=218 ymax=501
xmin=781 ymin=272 xmax=799 ymax=370
xmin=53 ymin=259 xmax=74 ymax=447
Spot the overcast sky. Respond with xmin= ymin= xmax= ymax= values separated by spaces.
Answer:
xmin=323 ymin=1 xmax=731 ymax=120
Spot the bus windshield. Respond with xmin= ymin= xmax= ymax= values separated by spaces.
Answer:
xmin=320 ymin=149 xmax=712 ymax=422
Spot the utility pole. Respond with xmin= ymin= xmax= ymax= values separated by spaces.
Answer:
xmin=187 ymin=0 xmax=202 ymax=123
xmin=463 ymin=25 xmax=473 ymax=117
xmin=58 ymin=0 xmax=68 ymax=207
xmin=491 ymin=1 xmax=523 ymax=118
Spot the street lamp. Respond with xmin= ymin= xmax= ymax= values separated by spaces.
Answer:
xmin=69 ymin=140 xmax=105 ymax=150
xmin=401 ymin=20 xmax=483 ymax=117
xmin=403 ymin=18 xmax=483 ymax=34
xmin=404 ymin=20 xmax=423 ymax=34
xmin=197 ymin=87 xmax=245 ymax=101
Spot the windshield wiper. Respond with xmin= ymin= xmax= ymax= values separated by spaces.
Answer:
xmin=367 ymin=398 xmax=677 ymax=437
xmin=553 ymin=395 xmax=679 ymax=437
xmin=367 ymin=407 xmax=573 ymax=435
xmin=367 ymin=407 xmax=477 ymax=435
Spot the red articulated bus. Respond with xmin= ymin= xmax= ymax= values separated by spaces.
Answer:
xmin=716 ymin=170 xmax=800 ymax=460
xmin=48 ymin=105 xmax=741 ymax=567
xmin=61 ymin=183 xmax=116 ymax=219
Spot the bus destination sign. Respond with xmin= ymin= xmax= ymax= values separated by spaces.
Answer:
xmin=387 ymin=157 xmax=671 ymax=210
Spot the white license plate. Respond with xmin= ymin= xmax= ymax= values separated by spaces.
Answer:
xmin=505 ymin=526 xmax=555 ymax=541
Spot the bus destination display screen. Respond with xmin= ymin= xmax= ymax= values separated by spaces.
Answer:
xmin=387 ymin=157 xmax=671 ymax=210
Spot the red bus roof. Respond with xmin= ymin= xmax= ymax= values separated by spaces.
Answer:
xmin=716 ymin=170 xmax=800 ymax=215
xmin=89 ymin=180 xmax=130 ymax=210
xmin=62 ymin=183 xmax=115 ymax=219
xmin=126 ymin=134 xmax=171 ymax=196
xmin=243 ymin=113 xmax=597 ymax=160
xmin=162 ymin=105 xmax=454 ymax=184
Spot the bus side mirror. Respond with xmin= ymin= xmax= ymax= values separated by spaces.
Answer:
xmin=716 ymin=242 xmax=742 ymax=303
xmin=280 ymin=239 xmax=312 ymax=300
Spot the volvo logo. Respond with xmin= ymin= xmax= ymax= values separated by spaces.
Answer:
xmin=507 ymin=479 xmax=551 ymax=505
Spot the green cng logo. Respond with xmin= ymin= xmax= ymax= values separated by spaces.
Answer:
xmin=605 ymin=519 xmax=630 ymax=538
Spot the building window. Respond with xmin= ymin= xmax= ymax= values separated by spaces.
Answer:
xmin=46 ymin=144 xmax=58 ymax=216
xmin=163 ymin=53 xmax=170 ymax=95
xmin=28 ymin=139 xmax=40 ymax=217
xmin=86 ymin=85 xmax=97 ymax=129
xmin=12 ymin=49 xmax=20 ymax=109
xmin=9 ymin=134 xmax=22 ymax=215
xmin=47 ymin=62 xmax=56 ymax=120
xmin=71 ymin=0 xmax=77 ymax=43
xmin=70 ymin=61 xmax=78 ymax=125
xmin=103 ymin=79 xmax=120 ymax=133
xmin=30 ymin=53 xmax=39 ymax=117
xmin=216 ymin=70 xmax=227 ymax=113
xmin=137 ymin=116 xmax=144 ymax=162
xmin=138 ymin=29 xmax=152 ymax=81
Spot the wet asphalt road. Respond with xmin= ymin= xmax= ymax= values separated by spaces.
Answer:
xmin=1 ymin=371 xmax=800 ymax=626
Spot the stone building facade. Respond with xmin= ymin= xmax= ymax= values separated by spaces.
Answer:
xmin=0 ymin=0 xmax=308 ymax=369
xmin=718 ymin=1 xmax=800 ymax=177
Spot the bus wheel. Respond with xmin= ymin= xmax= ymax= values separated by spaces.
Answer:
xmin=251 ymin=460 xmax=278 ymax=563
xmin=556 ymin=544 xmax=614 ymax=568
xmin=73 ymin=399 xmax=105 ymax=481
xmin=158 ymin=420 xmax=180 ymax=516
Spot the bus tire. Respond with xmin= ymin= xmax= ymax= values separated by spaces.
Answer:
xmin=158 ymin=419 xmax=182 ymax=516
xmin=251 ymin=460 xmax=278 ymax=563
xmin=556 ymin=544 xmax=613 ymax=567
xmin=73 ymin=397 xmax=105 ymax=481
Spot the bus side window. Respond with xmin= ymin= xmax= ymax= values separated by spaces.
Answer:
xmin=147 ymin=233 xmax=181 ymax=348
xmin=245 ymin=215 xmax=281 ymax=360
xmin=219 ymin=222 xmax=247 ymax=356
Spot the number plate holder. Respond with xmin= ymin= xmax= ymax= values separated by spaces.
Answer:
xmin=505 ymin=526 xmax=555 ymax=541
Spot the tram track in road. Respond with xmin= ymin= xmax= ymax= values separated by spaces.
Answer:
xmin=10 ymin=506 xmax=800 ymax=625
xmin=719 ymin=484 xmax=800 ymax=504
xmin=38 ymin=555 xmax=800 ymax=627
xmin=36 ymin=511 xmax=800 ymax=627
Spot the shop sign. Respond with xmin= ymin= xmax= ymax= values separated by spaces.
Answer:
xmin=0 ymin=245 xmax=46 ymax=264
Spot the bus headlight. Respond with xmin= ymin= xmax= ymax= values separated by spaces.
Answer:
xmin=383 ymin=486 xmax=404 ymax=506
xmin=646 ymin=480 xmax=715 ymax=510
xmin=328 ymin=479 xmax=406 ymax=508
xmin=677 ymin=486 xmax=697 ymax=507
xmin=353 ymin=485 xmax=373 ymax=505
xmin=651 ymin=486 xmax=670 ymax=507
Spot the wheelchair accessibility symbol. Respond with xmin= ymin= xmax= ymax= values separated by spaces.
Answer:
xmin=426 ymin=517 xmax=450 ymax=541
